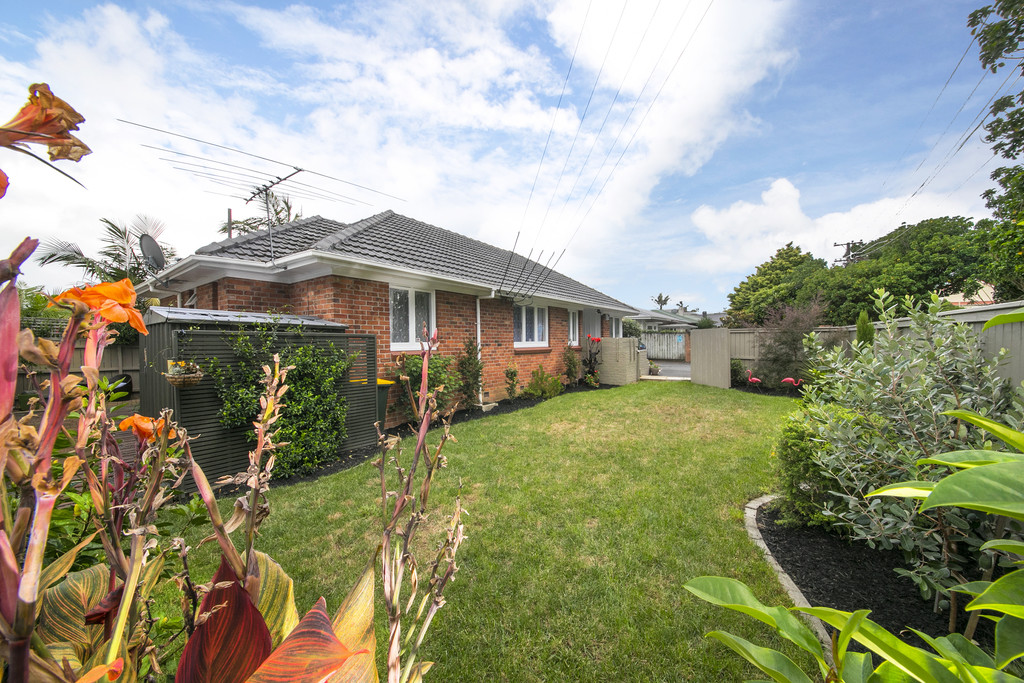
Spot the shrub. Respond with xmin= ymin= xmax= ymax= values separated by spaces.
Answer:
xmin=561 ymin=345 xmax=581 ymax=385
xmin=623 ymin=318 xmax=642 ymax=338
xmin=396 ymin=352 xmax=460 ymax=419
xmin=582 ymin=334 xmax=601 ymax=386
xmin=504 ymin=360 xmax=519 ymax=399
xmin=729 ymin=359 xmax=746 ymax=387
xmin=855 ymin=308 xmax=875 ymax=346
xmin=752 ymin=300 xmax=824 ymax=388
xmin=787 ymin=290 xmax=1024 ymax=600
xmin=523 ymin=365 xmax=564 ymax=400
xmin=456 ymin=337 xmax=484 ymax=405
xmin=205 ymin=326 xmax=357 ymax=477
xmin=696 ymin=315 xmax=715 ymax=329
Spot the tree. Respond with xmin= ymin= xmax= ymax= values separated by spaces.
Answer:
xmin=220 ymin=190 xmax=302 ymax=236
xmin=36 ymin=215 xmax=175 ymax=283
xmin=796 ymin=217 xmax=983 ymax=325
xmin=651 ymin=293 xmax=670 ymax=310
xmin=724 ymin=243 xmax=826 ymax=327
xmin=623 ymin=318 xmax=642 ymax=338
xmin=968 ymin=2 xmax=1024 ymax=298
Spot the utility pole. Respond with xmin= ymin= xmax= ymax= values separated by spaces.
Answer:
xmin=833 ymin=240 xmax=864 ymax=266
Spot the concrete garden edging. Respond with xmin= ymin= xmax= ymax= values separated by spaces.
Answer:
xmin=744 ymin=494 xmax=833 ymax=665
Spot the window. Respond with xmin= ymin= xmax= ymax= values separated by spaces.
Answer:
xmin=611 ymin=317 xmax=622 ymax=338
xmin=514 ymin=305 xmax=548 ymax=347
xmin=568 ymin=310 xmax=579 ymax=346
xmin=390 ymin=287 xmax=434 ymax=350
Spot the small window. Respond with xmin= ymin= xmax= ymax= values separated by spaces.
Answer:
xmin=514 ymin=305 xmax=548 ymax=347
xmin=568 ymin=310 xmax=579 ymax=345
xmin=390 ymin=286 xmax=434 ymax=350
xmin=612 ymin=317 xmax=622 ymax=338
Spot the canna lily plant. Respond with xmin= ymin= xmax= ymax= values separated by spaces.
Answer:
xmin=1 ymin=236 xmax=464 ymax=682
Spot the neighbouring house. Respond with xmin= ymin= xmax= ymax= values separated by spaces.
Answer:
xmin=139 ymin=210 xmax=636 ymax=425
xmin=627 ymin=308 xmax=699 ymax=332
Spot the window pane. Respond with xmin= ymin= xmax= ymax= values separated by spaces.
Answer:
xmin=415 ymin=291 xmax=431 ymax=342
xmin=536 ymin=307 xmax=547 ymax=342
xmin=525 ymin=306 xmax=535 ymax=342
xmin=390 ymin=289 xmax=410 ymax=343
xmin=569 ymin=311 xmax=578 ymax=344
xmin=514 ymin=306 xmax=523 ymax=342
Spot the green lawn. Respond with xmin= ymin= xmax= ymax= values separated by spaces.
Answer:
xmin=187 ymin=381 xmax=808 ymax=681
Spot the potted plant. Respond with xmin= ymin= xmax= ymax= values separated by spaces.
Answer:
xmin=648 ymin=359 xmax=660 ymax=376
xmin=164 ymin=358 xmax=204 ymax=387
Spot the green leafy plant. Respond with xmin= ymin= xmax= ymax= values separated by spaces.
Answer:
xmin=686 ymin=409 xmax=1024 ymax=682
xmin=561 ymin=345 xmax=581 ymax=386
xmin=522 ymin=365 xmax=564 ymax=400
xmin=855 ymin=309 xmax=875 ymax=346
xmin=752 ymin=300 xmax=824 ymax=388
xmin=787 ymin=290 xmax=1024 ymax=604
xmin=396 ymin=352 xmax=459 ymax=420
xmin=504 ymin=360 xmax=519 ymax=400
xmin=729 ymin=359 xmax=747 ymax=388
xmin=456 ymin=337 xmax=484 ymax=406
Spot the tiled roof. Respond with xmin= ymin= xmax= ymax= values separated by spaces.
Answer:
xmin=195 ymin=210 xmax=633 ymax=311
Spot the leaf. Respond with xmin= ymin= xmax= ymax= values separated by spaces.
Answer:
xmin=867 ymin=481 xmax=935 ymax=500
xmin=919 ymin=450 xmax=1024 ymax=469
xmin=0 ymin=274 xmax=20 ymax=416
xmin=37 ymin=564 xmax=109 ymax=649
xmin=683 ymin=576 xmax=825 ymax=662
xmin=801 ymin=607 xmax=962 ymax=683
xmin=706 ymin=631 xmax=815 ymax=683
xmin=839 ymin=651 xmax=874 ymax=683
xmin=38 ymin=531 xmax=99 ymax=595
xmin=247 ymin=597 xmax=368 ymax=683
xmin=406 ymin=661 xmax=433 ymax=683
xmin=983 ymin=306 xmax=1024 ymax=330
xmin=967 ymin=569 xmax=1024 ymax=620
xmin=941 ymin=410 xmax=1024 ymax=452
xmin=995 ymin=615 xmax=1024 ymax=669
xmin=253 ymin=551 xmax=300 ymax=649
xmin=835 ymin=609 xmax=870 ymax=667
xmin=982 ymin=539 xmax=1024 ymax=555
xmin=84 ymin=585 xmax=123 ymax=625
xmin=328 ymin=555 xmax=378 ymax=683
xmin=175 ymin=555 xmax=273 ymax=683
xmin=920 ymin=462 xmax=1024 ymax=522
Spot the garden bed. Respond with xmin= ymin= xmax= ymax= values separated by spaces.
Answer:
xmin=757 ymin=502 xmax=996 ymax=651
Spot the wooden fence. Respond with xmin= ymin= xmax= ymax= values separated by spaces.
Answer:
xmin=692 ymin=301 xmax=1024 ymax=389
xmin=16 ymin=343 xmax=140 ymax=398
xmin=640 ymin=332 xmax=688 ymax=360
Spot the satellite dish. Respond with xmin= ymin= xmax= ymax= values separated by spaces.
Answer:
xmin=139 ymin=234 xmax=166 ymax=272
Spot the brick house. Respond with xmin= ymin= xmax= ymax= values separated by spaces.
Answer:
xmin=141 ymin=210 xmax=636 ymax=425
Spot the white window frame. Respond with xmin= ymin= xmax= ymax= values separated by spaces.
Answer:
xmin=389 ymin=286 xmax=435 ymax=351
xmin=513 ymin=304 xmax=548 ymax=348
xmin=611 ymin=317 xmax=622 ymax=338
xmin=567 ymin=310 xmax=580 ymax=346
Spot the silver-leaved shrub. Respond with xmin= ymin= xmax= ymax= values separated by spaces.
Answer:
xmin=779 ymin=290 xmax=1024 ymax=603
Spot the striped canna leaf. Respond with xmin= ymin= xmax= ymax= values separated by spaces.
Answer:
xmin=247 ymin=597 xmax=367 ymax=683
xmin=176 ymin=555 xmax=272 ymax=683
xmin=328 ymin=555 xmax=378 ymax=683
xmin=36 ymin=564 xmax=108 ymax=650
xmin=253 ymin=551 xmax=299 ymax=649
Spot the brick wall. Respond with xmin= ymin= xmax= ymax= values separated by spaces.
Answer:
xmin=194 ymin=275 xmax=588 ymax=425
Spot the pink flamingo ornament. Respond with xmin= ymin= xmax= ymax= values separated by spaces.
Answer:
xmin=781 ymin=377 xmax=804 ymax=387
xmin=746 ymin=369 xmax=761 ymax=385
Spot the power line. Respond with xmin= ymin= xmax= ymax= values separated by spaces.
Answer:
xmin=497 ymin=0 xmax=593 ymax=295
xmin=119 ymin=118 xmax=405 ymax=202
xmin=528 ymin=0 xmax=717 ymax=297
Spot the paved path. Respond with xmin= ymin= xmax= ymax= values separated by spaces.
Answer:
xmin=642 ymin=359 xmax=690 ymax=381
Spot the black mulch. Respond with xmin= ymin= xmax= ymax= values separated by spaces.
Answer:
xmin=756 ymin=502 xmax=995 ymax=652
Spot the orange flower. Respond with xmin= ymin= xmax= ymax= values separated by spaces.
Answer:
xmin=53 ymin=279 xmax=148 ymax=335
xmin=118 ymin=414 xmax=175 ymax=443
xmin=0 ymin=83 xmax=91 ymax=198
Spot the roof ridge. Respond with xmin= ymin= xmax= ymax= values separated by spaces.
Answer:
xmin=313 ymin=209 xmax=394 ymax=251
xmin=195 ymin=214 xmax=324 ymax=255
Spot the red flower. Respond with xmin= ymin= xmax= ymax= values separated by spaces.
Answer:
xmin=53 ymin=279 xmax=148 ymax=334
xmin=592 ymin=337 xmax=601 ymax=343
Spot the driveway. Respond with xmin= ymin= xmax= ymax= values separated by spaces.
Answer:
xmin=649 ymin=359 xmax=690 ymax=379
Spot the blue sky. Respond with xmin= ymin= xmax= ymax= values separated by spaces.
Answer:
xmin=0 ymin=0 xmax=1003 ymax=313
